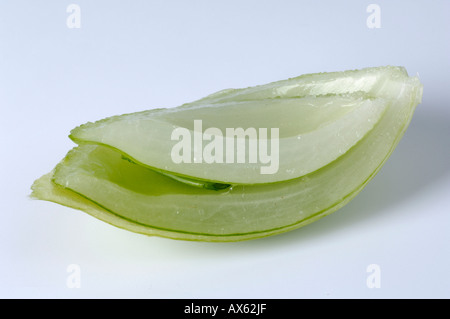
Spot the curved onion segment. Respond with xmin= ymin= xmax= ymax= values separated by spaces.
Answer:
xmin=31 ymin=66 xmax=423 ymax=242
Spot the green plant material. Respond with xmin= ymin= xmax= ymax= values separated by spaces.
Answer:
xmin=69 ymin=93 xmax=387 ymax=185
xmin=31 ymin=66 xmax=423 ymax=242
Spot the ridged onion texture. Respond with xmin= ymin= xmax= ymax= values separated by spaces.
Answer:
xmin=31 ymin=66 xmax=423 ymax=242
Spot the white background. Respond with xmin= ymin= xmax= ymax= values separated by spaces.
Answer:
xmin=1 ymin=0 xmax=449 ymax=298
